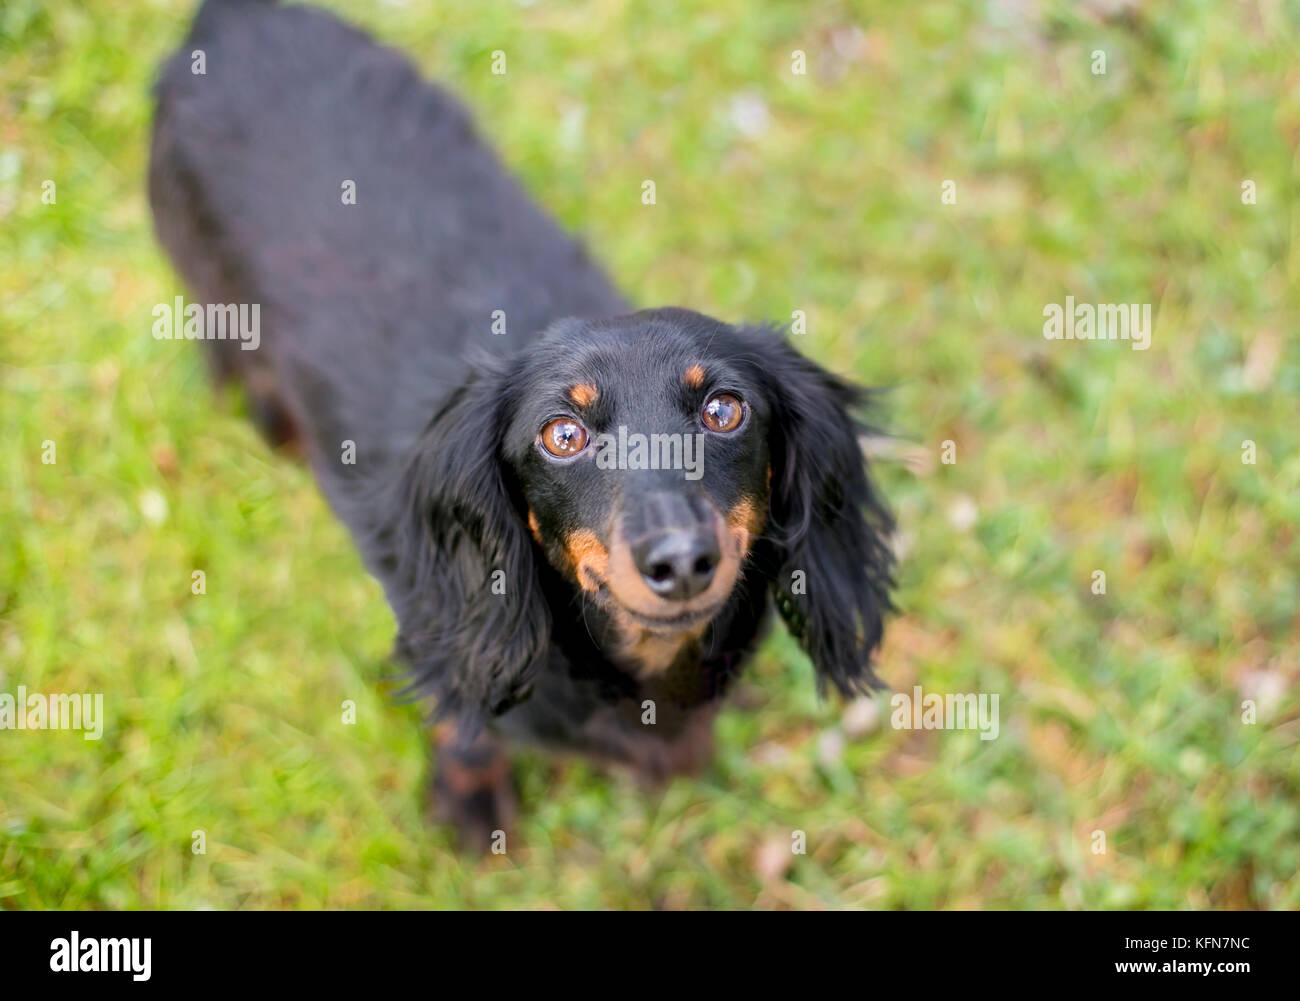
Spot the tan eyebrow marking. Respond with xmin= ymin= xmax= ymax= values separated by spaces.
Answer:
xmin=568 ymin=383 xmax=598 ymax=407
xmin=683 ymin=364 xmax=706 ymax=388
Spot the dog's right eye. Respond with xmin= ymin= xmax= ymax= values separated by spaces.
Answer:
xmin=539 ymin=417 xmax=590 ymax=458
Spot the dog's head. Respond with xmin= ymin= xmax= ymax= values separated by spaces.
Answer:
xmin=388 ymin=308 xmax=893 ymax=722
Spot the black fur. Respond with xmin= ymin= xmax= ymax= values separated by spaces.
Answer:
xmin=750 ymin=334 xmax=895 ymax=697
xmin=149 ymin=0 xmax=894 ymax=844
xmin=382 ymin=359 xmax=553 ymax=725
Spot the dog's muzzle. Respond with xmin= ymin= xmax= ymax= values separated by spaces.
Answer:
xmin=623 ymin=491 xmax=721 ymax=602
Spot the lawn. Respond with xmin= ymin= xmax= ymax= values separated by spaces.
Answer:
xmin=1 ymin=0 xmax=1296 ymax=909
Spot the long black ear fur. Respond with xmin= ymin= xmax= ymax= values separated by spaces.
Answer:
xmin=747 ymin=329 xmax=895 ymax=696
xmin=376 ymin=360 xmax=550 ymax=727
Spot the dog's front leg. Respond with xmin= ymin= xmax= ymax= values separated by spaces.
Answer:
xmin=430 ymin=722 xmax=517 ymax=854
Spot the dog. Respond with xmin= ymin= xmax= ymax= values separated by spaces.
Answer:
xmin=149 ymin=0 xmax=895 ymax=849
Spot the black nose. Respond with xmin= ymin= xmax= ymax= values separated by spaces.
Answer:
xmin=632 ymin=526 xmax=720 ymax=601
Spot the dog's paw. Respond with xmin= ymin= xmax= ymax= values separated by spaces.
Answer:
xmin=429 ymin=756 xmax=518 ymax=854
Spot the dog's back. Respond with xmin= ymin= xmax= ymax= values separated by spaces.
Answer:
xmin=149 ymin=0 xmax=624 ymax=493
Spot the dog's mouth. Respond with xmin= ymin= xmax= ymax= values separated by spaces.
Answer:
xmin=587 ymin=580 xmax=728 ymax=633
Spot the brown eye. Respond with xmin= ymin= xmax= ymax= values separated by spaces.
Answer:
xmin=702 ymin=393 xmax=744 ymax=433
xmin=539 ymin=417 xmax=589 ymax=458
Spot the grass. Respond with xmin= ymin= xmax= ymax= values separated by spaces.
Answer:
xmin=1 ymin=0 xmax=1297 ymax=909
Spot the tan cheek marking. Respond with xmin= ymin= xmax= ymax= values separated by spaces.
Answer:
xmin=727 ymin=497 xmax=766 ymax=557
xmin=568 ymin=383 xmax=598 ymax=407
xmin=527 ymin=509 xmax=542 ymax=544
xmin=683 ymin=364 xmax=706 ymax=388
xmin=565 ymin=529 xmax=610 ymax=593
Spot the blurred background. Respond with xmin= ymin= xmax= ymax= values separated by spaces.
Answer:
xmin=1 ymin=0 xmax=1297 ymax=908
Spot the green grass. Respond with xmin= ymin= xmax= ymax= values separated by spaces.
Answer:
xmin=1 ymin=0 xmax=1297 ymax=909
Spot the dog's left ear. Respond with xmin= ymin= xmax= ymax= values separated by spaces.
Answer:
xmin=745 ymin=328 xmax=895 ymax=696
xmin=374 ymin=356 xmax=551 ymax=727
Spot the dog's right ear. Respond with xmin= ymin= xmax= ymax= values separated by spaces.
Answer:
xmin=378 ymin=357 xmax=550 ymax=727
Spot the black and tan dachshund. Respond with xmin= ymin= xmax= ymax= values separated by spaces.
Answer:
xmin=149 ymin=0 xmax=894 ymax=849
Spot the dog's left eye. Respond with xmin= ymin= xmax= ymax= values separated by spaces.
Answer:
xmin=702 ymin=393 xmax=745 ymax=433
xmin=539 ymin=417 xmax=590 ymax=458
